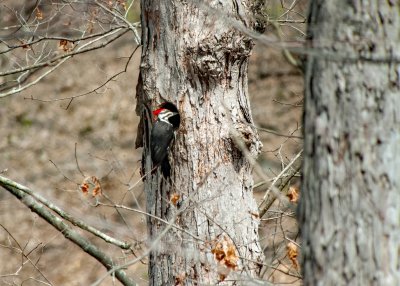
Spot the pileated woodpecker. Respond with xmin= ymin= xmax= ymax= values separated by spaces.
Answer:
xmin=150 ymin=102 xmax=180 ymax=176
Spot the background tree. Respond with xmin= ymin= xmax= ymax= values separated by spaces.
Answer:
xmin=300 ymin=1 xmax=400 ymax=285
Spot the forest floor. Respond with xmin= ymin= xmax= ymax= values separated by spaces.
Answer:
xmin=0 ymin=30 xmax=303 ymax=285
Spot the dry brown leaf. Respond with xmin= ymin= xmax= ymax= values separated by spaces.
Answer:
xmin=287 ymin=186 xmax=300 ymax=203
xmin=287 ymin=241 xmax=299 ymax=269
xmin=59 ymin=39 xmax=68 ymax=52
xmin=80 ymin=182 xmax=89 ymax=195
xmin=225 ymin=243 xmax=238 ymax=269
xmin=91 ymin=176 xmax=102 ymax=197
xmin=59 ymin=39 xmax=74 ymax=52
xmin=80 ymin=176 xmax=102 ymax=197
xmin=92 ymin=185 xmax=101 ymax=197
xmin=218 ymin=272 xmax=227 ymax=282
xmin=211 ymin=235 xmax=238 ymax=281
xmin=35 ymin=7 xmax=43 ymax=20
xmin=86 ymin=21 xmax=94 ymax=34
xmin=170 ymin=193 xmax=180 ymax=206
xmin=20 ymin=41 xmax=31 ymax=51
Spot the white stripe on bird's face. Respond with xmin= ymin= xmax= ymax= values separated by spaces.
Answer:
xmin=157 ymin=109 xmax=178 ymax=124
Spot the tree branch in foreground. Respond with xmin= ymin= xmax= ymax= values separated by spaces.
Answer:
xmin=0 ymin=175 xmax=136 ymax=286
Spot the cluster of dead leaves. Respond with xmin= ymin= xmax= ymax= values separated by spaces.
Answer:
xmin=211 ymin=235 xmax=238 ymax=281
xmin=170 ymin=193 xmax=181 ymax=206
xmin=59 ymin=39 xmax=74 ymax=52
xmin=287 ymin=241 xmax=299 ymax=270
xmin=287 ymin=185 xmax=300 ymax=203
xmin=20 ymin=41 xmax=32 ymax=51
xmin=286 ymin=186 xmax=300 ymax=270
xmin=35 ymin=7 xmax=43 ymax=20
xmin=80 ymin=176 xmax=102 ymax=197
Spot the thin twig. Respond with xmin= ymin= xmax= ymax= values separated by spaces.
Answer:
xmin=0 ymin=27 xmax=128 ymax=77
xmin=74 ymin=142 xmax=86 ymax=177
xmin=94 ymin=0 xmax=141 ymax=45
xmin=229 ymin=128 xmax=296 ymax=213
xmin=0 ymin=224 xmax=53 ymax=285
xmin=0 ymin=26 xmax=126 ymax=54
xmin=254 ymin=125 xmax=303 ymax=139
xmin=258 ymin=150 xmax=302 ymax=218
xmin=26 ymin=44 xmax=140 ymax=105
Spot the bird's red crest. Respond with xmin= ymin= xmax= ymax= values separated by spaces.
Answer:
xmin=153 ymin=108 xmax=164 ymax=116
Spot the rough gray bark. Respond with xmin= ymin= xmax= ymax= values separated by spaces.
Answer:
xmin=300 ymin=1 xmax=400 ymax=285
xmin=135 ymin=1 xmax=264 ymax=285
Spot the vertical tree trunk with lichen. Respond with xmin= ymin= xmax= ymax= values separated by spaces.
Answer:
xmin=135 ymin=1 xmax=264 ymax=285
xmin=300 ymin=1 xmax=400 ymax=285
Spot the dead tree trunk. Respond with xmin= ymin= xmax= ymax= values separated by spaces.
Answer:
xmin=300 ymin=1 xmax=400 ymax=285
xmin=135 ymin=1 xmax=264 ymax=285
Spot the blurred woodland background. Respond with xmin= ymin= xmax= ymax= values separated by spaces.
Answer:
xmin=0 ymin=1 xmax=305 ymax=285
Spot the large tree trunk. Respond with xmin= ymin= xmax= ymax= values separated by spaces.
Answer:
xmin=135 ymin=1 xmax=264 ymax=285
xmin=300 ymin=1 xmax=400 ymax=285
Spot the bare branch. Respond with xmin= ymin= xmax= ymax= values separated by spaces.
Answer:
xmin=26 ymin=44 xmax=139 ymax=105
xmin=0 ymin=175 xmax=136 ymax=286
xmin=0 ymin=27 xmax=130 ymax=98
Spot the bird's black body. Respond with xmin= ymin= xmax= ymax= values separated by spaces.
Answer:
xmin=150 ymin=120 xmax=175 ymax=166
xmin=150 ymin=102 xmax=180 ymax=177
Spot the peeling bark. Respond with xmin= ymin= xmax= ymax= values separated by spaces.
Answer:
xmin=135 ymin=1 xmax=264 ymax=285
xmin=300 ymin=1 xmax=400 ymax=285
